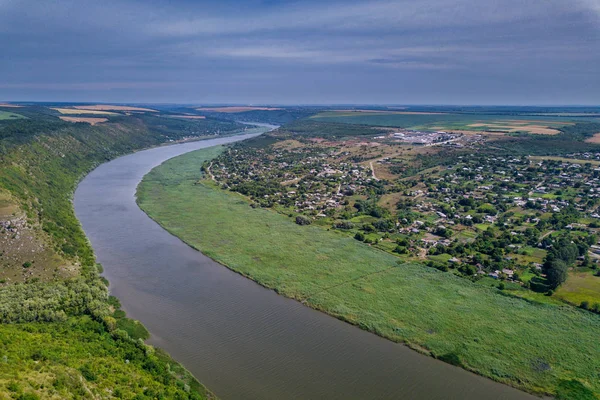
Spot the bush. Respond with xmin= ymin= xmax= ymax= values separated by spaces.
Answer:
xmin=354 ymin=232 xmax=365 ymax=241
xmin=334 ymin=221 xmax=354 ymax=230
xmin=295 ymin=215 xmax=312 ymax=226
xmin=393 ymin=246 xmax=409 ymax=254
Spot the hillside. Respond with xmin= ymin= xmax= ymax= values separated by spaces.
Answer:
xmin=0 ymin=106 xmax=244 ymax=399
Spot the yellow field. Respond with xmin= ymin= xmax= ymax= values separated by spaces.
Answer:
xmin=59 ymin=116 xmax=108 ymax=125
xmin=51 ymin=108 xmax=119 ymax=115
xmin=73 ymin=105 xmax=157 ymax=112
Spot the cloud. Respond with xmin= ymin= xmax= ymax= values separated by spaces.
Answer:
xmin=0 ymin=0 xmax=598 ymax=103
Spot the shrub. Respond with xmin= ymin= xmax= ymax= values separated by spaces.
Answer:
xmin=295 ymin=215 xmax=312 ymax=226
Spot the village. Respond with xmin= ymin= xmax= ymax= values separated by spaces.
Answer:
xmin=206 ymin=131 xmax=600 ymax=304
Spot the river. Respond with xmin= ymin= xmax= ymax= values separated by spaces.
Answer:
xmin=74 ymin=128 xmax=536 ymax=400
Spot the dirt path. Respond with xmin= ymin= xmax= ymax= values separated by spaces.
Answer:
xmin=370 ymin=161 xmax=379 ymax=180
xmin=206 ymin=162 xmax=216 ymax=181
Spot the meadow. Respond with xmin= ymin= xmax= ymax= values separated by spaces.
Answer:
xmin=0 ymin=111 xmax=24 ymax=120
xmin=137 ymin=146 xmax=600 ymax=398
xmin=555 ymin=271 xmax=600 ymax=306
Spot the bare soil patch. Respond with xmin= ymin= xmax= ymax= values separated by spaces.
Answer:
xmin=0 ymin=103 xmax=22 ymax=108
xmin=59 ymin=116 xmax=108 ymax=125
xmin=51 ymin=108 xmax=118 ymax=115
xmin=585 ymin=132 xmax=600 ymax=144
xmin=73 ymin=105 xmax=158 ymax=112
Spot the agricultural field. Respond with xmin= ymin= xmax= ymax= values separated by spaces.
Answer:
xmin=50 ymin=108 xmax=119 ymax=116
xmin=137 ymin=146 xmax=600 ymax=397
xmin=72 ymin=104 xmax=158 ymax=112
xmin=0 ymin=111 xmax=24 ymax=120
xmin=58 ymin=116 xmax=108 ymax=125
xmin=310 ymin=110 xmax=595 ymax=135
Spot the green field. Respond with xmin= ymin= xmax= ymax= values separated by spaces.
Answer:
xmin=0 ymin=111 xmax=24 ymax=120
xmin=137 ymin=146 xmax=600 ymax=398
xmin=555 ymin=271 xmax=600 ymax=307
xmin=310 ymin=111 xmax=585 ymax=131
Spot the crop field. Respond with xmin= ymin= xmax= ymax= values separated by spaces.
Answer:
xmin=309 ymin=111 xmax=586 ymax=135
xmin=137 ymin=146 xmax=600 ymax=398
xmin=50 ymin=108 xmax=119 ymax=116
xmin=72 ymin=104 xmax=158 ymax=112
xmin=0 ymin=110 xmax=25 ymax=120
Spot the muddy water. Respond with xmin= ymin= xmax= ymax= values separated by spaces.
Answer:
xmin=74 ymin=131 xmax=536 ymax=400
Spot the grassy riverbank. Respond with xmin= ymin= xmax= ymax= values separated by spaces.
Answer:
xmin=137 ymin=146 xmax=600 ymax=398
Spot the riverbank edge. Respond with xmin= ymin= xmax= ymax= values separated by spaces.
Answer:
xmin=135 ymin=146 xmax=575 ymax=399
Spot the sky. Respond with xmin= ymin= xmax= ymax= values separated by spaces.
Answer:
xmin=0 ymin=0 xmax=599 ymax=105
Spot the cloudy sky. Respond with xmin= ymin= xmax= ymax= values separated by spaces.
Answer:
xmin=1 ymin=0 xmax=599 ymax=105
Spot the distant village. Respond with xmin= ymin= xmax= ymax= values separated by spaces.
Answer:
xmin=207 ymin=132 xmax=600 ymax=295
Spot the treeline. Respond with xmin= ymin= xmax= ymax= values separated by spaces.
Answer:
xmin=492 ymin=123 xmax=600 ymax=156
xmin=279 ymin=119 xmax=382 ymax=138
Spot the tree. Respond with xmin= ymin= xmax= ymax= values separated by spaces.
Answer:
xmin=544 ymin=259 xmax=568 ymax=289
xmin=354 ymin=232 xmax=365 ymax=241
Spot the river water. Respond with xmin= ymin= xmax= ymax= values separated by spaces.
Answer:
xmin=74 ymin=130 xmax=536 ymax=400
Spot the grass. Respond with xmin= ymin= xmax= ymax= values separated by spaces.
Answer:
xmin=0 ymin=111 xmax=25 ymax=120
xmin=554 ymin=271 xmax=600 ymax=307
xmin=137 ymin=146 xmax=600 ymax=398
